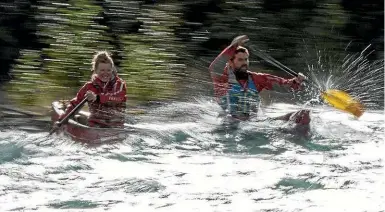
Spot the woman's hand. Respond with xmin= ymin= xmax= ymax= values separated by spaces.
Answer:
xmin=85 ymin=91 xmax=97 ymax=102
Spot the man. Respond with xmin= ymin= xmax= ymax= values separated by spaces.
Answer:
xmin=209 ymin=35 xmax=310 ymax=130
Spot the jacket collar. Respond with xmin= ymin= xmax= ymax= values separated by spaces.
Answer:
xmin=92 ymin=74 xmax=117 ymax=87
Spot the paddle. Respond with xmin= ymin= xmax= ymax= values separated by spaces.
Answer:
xmin=250 ymin=45 xmax=365 ymax=118
xmin=49 ymin=98 xmax=88 ymax=135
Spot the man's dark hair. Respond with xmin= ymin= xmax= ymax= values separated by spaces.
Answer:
xmin=231 ymin=46 xmax=249 ymax=60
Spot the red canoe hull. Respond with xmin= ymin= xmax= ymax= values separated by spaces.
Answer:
xmin=51 ymin=101 xmax=127 ymax=143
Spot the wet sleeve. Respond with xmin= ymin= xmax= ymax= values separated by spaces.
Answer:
xmin=208 ymin=45 xmax=237 ymax=99
xmin=209 ymin=45 xmax=236 ymax=78
xmin=59 ymin=84 xmax=89 ymax=120
xmin=250 ymin=72 xmax=301 ymax=92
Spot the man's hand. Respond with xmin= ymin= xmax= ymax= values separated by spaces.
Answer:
xmin=294 ymin=72 xmax=307 ymax=84
xmin=85 ymin=91 xmax=97 ymax=102
xmin=231 ymin=35 xmax=249 ymax=46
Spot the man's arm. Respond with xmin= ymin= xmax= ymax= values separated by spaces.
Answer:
xmin=208 ymin=42 xmax=237 ymax=99
xmin=208 ymin=35 xmax=249 ymax=79
xmin=209 ymin=45 xmax=236 ymax=78
xmin=209 ymin=36 xmax=250 ymax=100
xmin=250 ymin=72 xmax=302 ymax=92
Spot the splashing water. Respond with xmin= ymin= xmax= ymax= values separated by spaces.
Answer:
xmin=0 ymin=97 xmax=384 ymax=211
xmin=249 ymin=42 xmax=384 ymax=116
xmin=303 ymin=43 xmax=384 ymax=110
xmin=1 ymin=40 xmax=384 ymax=211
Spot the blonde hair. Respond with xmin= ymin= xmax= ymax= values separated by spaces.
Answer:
xmin=91 ymin=51 xmax=115 ymax=72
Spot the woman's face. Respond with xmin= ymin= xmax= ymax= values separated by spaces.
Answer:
xmin=96 ymin=63 xmax=113 ymax=82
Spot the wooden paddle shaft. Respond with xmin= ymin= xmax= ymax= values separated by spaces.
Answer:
xmin=49 ymin=98 xmax=88 ymax=135
xmin=58 ymin=98 xmax=88 ymax=126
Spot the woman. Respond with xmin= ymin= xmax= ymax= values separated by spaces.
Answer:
xmin=57 ymin=51 xmax=127 ymax=128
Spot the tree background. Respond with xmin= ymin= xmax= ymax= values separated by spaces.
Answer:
xmin=0 ymin=0 xmax=383 ymax=110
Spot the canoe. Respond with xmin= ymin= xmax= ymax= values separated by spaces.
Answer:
xmin=50 ymin=101 xmax=128 ymax=143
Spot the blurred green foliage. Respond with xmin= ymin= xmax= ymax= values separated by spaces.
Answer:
xmin=0 ymin=0 xmax=383 ymax=111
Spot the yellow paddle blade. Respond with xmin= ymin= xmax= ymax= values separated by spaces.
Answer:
xmin=321 ymin=89 xmax=364 ymax=118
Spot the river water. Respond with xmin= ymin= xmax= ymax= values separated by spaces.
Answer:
xmin=0 ymin=98 xmax=383 ymax=212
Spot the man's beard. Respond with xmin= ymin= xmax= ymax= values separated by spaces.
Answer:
xmin=234 ymin=65 xmax=249 ymax=80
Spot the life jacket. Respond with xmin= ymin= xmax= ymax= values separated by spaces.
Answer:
xmin=88 ymin=77 xmax=126 ymax=127
xmin=219 ymin=69 xmax=260 ymax=120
